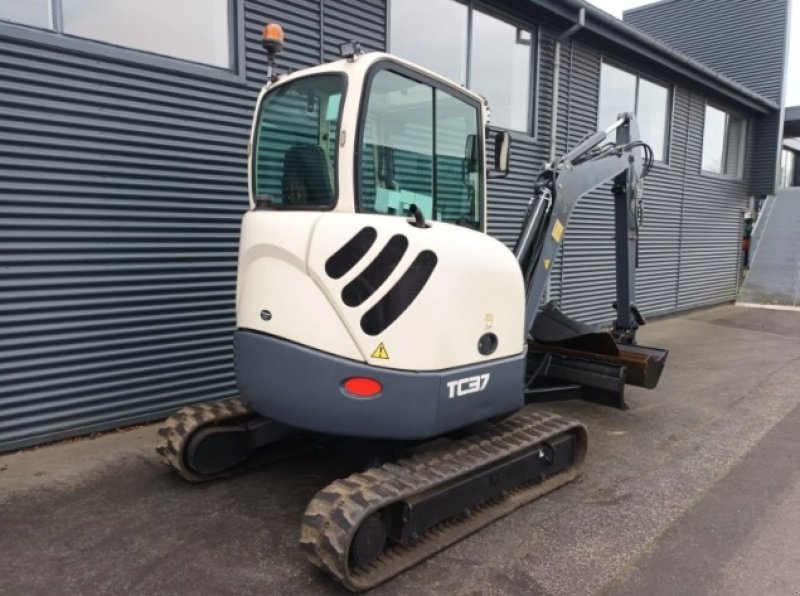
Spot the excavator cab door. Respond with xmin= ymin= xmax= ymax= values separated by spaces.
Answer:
xmin=355 ymin=64 xmax=486 ymax=232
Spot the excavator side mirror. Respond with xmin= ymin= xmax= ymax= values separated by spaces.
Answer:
xmin=493 ymin=130 xmax=511 ymax=177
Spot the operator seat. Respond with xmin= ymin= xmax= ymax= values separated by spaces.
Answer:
xmin=282 ymin=144 xmax=333 ymax=205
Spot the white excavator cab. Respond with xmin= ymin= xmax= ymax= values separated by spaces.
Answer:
xmin=236 ymin=37 xmax=527 ymax=382
xmin=234 ymin=43 xmax=528 ymax=438
xmin=246 ymin=43 xmax=509 ymax=227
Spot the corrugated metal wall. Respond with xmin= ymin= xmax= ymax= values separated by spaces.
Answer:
xmin=624 ymin=0 xmax=790 ymax=195
xmin=0 ymin=0 xmax=385 ymax=452
xmin=553 ymin=38 xmax=748 ymax=321
xmin=483 ymin=8 xmax=750 ymax=325
xmin=557 ymin=39 xmax=617 ymax=322
xmin=675 ymin=86 xmax=749 ymax=308
xmin=1 ymin=0 xmax=758 ymax=451
xmin=470 ymin=1 xmax=753 ymax=325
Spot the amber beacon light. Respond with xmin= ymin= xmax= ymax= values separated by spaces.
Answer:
xmin=261 ymin=23 xmax=284 ymax=83
xmin=262 ymin=23 xmax=284 ymax=55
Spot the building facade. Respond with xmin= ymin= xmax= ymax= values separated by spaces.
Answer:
xmin=0 ymin=0 xmax=788 ymax=451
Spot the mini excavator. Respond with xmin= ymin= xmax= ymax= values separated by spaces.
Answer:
xmin=157 ymin=24 xmax=667 ymax=591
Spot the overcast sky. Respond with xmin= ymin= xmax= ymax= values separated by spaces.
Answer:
xmin=589 ymin=0 xmax=800 ymax=107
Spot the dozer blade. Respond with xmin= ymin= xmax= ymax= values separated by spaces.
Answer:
xmin=529 ymin=340 xmax=668 ymax=389
xmin=300 ymin=408 xmax=587 ymax=592
xmin=530 ymin=302 xmax=668 ymax=389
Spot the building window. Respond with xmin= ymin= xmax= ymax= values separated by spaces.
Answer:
xmin=0 ymin=0 xmax=233 ymax=69
xmin=389 ymin=0 xmax=467 ymax=85
xmin=702 ymin=104 xmax=746 ymax=177
xmin=470 ymin=11 xmax=532 ymax=132
xmin=390 ymin=0 xmax=534 ymax=133
xmin=0 ymin=1 xmax=51 ymax=28
xmin=597 ymin=62 xmax=670 ymax=162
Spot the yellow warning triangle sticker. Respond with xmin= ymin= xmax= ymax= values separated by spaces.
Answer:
xmin=543 ymin=258 xmax=551 ymax=269
xmin=371 ymin=342 xmax=390 ymax=359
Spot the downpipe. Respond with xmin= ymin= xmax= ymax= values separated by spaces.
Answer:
xmin=549 ymin=7 xmax=586 ymax=165
xmin=545 ymin=6 xmax=585 ymax=303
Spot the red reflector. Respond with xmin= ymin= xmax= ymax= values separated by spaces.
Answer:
xmin=343 ymin=377 xmax=382 ymax=398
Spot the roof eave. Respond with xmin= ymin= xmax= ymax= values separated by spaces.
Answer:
xmin=530 ymin=0 xmax=778 ymax=115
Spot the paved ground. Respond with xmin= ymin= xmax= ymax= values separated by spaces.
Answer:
xmin=1 ymin=304 xmax=799 ymax=596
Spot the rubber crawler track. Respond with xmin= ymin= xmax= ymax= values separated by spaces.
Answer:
xmin=155 ymin=397 xmax=253 ymax=482
xmin=300 ymin=407 xmax=588 ymax=592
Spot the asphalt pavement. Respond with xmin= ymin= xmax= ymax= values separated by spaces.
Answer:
xmin=1 ymin=304 xmax=799 ymax=596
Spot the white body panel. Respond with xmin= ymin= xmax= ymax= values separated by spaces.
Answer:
xmin=236 ymin=212 xmax=363 ymax=361
xmin=237 ymin=211 xmax=525 ymax=371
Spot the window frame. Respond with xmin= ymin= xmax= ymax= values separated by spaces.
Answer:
xmin=387 ymin=0 xmax=538 ymax=136
xmin=700 ymin=101 xmax=747 ymax=180
xmin=597 ymin=57 xmax=674 ymax=165
xmin=469 ymin=3 xmax=537 ymax=134
xmin=354 ymin=59 xmax=487 ymax=231
xmin=0 ymin=0 xmax=245 ymax=82
xmin=250 ymin=72 xmax=348 ymax=212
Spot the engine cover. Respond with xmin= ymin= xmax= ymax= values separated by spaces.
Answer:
xmin=236 ymin=211 xmax=525 ymax=371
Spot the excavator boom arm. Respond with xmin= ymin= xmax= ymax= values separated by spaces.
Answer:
xmin=516 ymin=113 xmax=651 ymax=340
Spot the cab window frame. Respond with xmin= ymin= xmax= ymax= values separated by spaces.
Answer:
xmin=250 ymin=72 xmax=348 ymax=211
xmin=354 ymin=59 xmax=486 ymax=232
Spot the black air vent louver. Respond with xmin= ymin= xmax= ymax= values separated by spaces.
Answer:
xmin=325 ymin=228 xmax=438 ymax=336
xmin=360 ymin=250 xmax=438 ymax=336
xmin=341 ymin=234 xmax=409 ymax=307
xmin=325 ymin=226 xmax=377 ymax=279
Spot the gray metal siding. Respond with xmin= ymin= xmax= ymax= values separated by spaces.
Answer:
xmin=558 ymin=40 xmax=616 ymax=323
xmin=488 ymin=22 xmax=749 ymax=325
xmin=0 ymin=0 xmax=757 ymax=451
xmin=554 ymin=39 xmax=748 ymax=320
xmin=323 ymin=0 xmax=385 ymax=61
xmin=748 ymin=112 xmax=783 ymax=193
xmin=624 ymin=0 xmax=789 ymax=194
xmin=0 ymin=0 xmax=386 ymax=452
xmin=474 ymin=7 xmax=749 ymax=325
xmin=676 ymin=86 xmax=748 ymax=308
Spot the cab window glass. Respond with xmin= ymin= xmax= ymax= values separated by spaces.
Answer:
xmin=253 ymin=74 xmax=343 ymax=207
xmin=359 ymin=69 xmax=482 ymax=229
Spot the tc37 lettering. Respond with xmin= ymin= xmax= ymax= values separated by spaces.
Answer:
xmin=446 ymin=373 xmax=490 ymax=399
